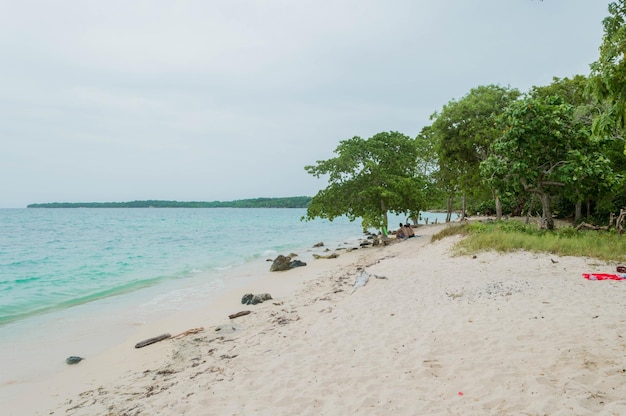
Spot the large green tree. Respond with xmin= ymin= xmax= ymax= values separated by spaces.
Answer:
xmin=430 ymin=85 xmax=520 ymax=220
xmin=532 ymin=76 xmax=617 ymax=222
xmin=589 ymin=0 xmax=626 ymax=144
xmin=304 ymin=131 xmax=426 ymax=232
xmin=481 ymin=96 xmax=611 ymax=229
xmin=412 ymin=125 xmax=442 ymax=223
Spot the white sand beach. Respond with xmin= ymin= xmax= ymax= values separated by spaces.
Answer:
xmin=7 ymin=222 xmax=626 ymax=415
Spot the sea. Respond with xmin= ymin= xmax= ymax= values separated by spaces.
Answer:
xmin=0 ymin=207 xmax=449 ymax=401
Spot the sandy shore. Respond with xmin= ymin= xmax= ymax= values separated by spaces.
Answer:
xmin=7 ymin=222 xmax=626 ymax=415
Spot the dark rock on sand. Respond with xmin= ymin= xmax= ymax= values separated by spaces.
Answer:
xmin=270 ymin=255 xmax=292 ymax=271
xmin=270 ymin=255 xmax=307 ymax=271
xmin=241 ymin=293 xmax=273 ymax=305
xmin=66 ymin=356 xmax=84 ymax=365
xmin=289 ymin=259 xmax=307 ymax=268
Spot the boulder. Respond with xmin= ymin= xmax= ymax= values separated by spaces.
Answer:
xmin=289 ymin=259 xmax=307 ymax=268
xmin=270 ymin=255 xmax=292 ymax=271
xmin=66 ymin=356 xmax=84 ymax=365
xmin=241 ymin=293 xmax=272 ymax=305
xmin=270 ymin=254 xmax=308 ymax=272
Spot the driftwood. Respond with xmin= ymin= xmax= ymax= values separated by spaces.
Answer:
xmin=229 ymin=310 xmax=251 ymax=319
xmin=134 ymin=333 xmax=171 ymax=348
xmin=576 ymin=222 xmax=610 ymax=231
xmin=312 ymin=253 xmax=339 ymax=259
xmin=576 ymin=208 xmax=626 ymax=234
xmin=171 ymin=327 xmax=204 ymax=339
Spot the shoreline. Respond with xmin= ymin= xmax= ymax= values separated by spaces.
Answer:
xmin=1 ymin=225 xmax=378 ymax=412
xmin=10 ymin=220 xmax=626 ymax=415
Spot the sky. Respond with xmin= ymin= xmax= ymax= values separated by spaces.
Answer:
xmin=0 ymin=0 xmax=611 ymax=208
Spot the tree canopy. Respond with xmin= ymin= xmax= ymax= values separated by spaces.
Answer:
xmin=430 ymin=85 xmax=521 ymax=219
xmin=482 ymin=96 xmax=595 ymax=229
xmin=304 ymin=131 xmax=428 ymax=231
xmin=590 ymin=0 xmax=626 ymax=142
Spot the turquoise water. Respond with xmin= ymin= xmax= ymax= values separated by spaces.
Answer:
xmin=0 ymin=208 xmax=364 ymax=326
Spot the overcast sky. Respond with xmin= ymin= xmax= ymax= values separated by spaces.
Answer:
xmin=0 ymin=0 xmax=611 ymax=208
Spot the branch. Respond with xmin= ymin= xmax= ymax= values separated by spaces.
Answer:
xmin=543 ymin=160 xmax=567 ymax=175
xmin=541 ymin=181 xmax=565 ymax=187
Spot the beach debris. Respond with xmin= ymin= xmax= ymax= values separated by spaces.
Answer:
xmin=313 ymin=241 xmax=324 ymax=247
xmin=171 ymin=327 xmax=204 ymax=339
xmin=469 ymin=280 xmax=530 ymax=300
xmin=215 ymin=324 xmax=242 ymax=334
xmin=375 ymin=275 xmax=388 ymax=280
xmin=220 ymin=354 xmax=238 ymax=360
xmin=229 ymin=310 xmax=251 ymax=319
xmin=65 ymin=356 xmax=84 ymax=365
xmin=241 ymin=293 xmax=272 ymax=305
xmin=313 ymin=252 xmax=339 ymax=259
xmin=135 ymin=333 xmax=172 ymax=349
xmin=618 ymin=265 xmax=626 ymax=273
xmin=351 ymin=270 xmax=370 ymax=294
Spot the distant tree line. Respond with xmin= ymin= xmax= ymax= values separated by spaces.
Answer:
xmin=27 ymin=197 xmax=312 ymax=209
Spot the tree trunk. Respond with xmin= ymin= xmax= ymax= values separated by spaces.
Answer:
xmin=495 ymin=193 xmax=502 ymax=220
xmin=461 ymin=194 xmax=467 ymax=220
xmin=446 ymin=196 xmax=453 ymax=223
xmin=586 ymin=199 xmax=591 ymax=219
xmin=574 ymin=201 xmax=582 ymax=223
xmin=540 ymin=193 xmax=554 ymax=230
xmin=525 ymin=194 xmax=535 ymax=225
xmin=379 ymin=199 xmax=389 ymax=235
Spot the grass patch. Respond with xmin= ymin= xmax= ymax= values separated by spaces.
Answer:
xmin=431 ymin=220 xmax=626 ymax=262
xmin=430 ymin=223 xmax=471 ymax=242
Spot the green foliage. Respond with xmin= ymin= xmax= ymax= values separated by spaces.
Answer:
xmin=589 ymin=0 xmax=626 ymax=141
xmin=27 ymin=197 xmax=312 ymax=209
xmin=304 ymin=131 xmax=427 ymax=230
xmin=430 ymin=85 xmax=521 ymax=202
xmin=481 ymin=94 xmax=614 ymax=228
xmin=432 ymin=220 xmax=626 ymax=262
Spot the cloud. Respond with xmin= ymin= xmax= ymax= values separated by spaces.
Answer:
xmin=0 ymin=0 xmax=611 ymax=207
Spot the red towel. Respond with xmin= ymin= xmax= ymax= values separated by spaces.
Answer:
xmin=583 ymin=273 xmax=626 ymax=281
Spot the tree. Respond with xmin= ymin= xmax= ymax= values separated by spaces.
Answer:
xmin=412 ymin=125 xmax=443 ymax=223
xmin=430 ymin=85 xmax=520 ymax=220
xmin=304 ymin=131 xmax=427 ymax=232
xmin=481 ymin=96 xmax=610 ymax=229
xmin=531 ymin=76 xmax=617 ymax=222
xmin=589 ymin=0 xmax=626 ymax=145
